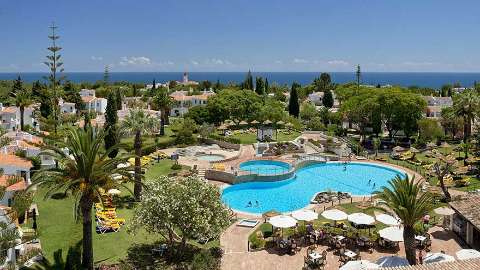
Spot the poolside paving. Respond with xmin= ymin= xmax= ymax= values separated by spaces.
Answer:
xmin=221 ymin=223 xmax=465 ymax=270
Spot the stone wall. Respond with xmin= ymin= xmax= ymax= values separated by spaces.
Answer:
xmin=205 ymin=169 xmax=236 ymax=184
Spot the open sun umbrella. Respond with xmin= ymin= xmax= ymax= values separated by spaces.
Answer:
xmin=348 ymin=213 xmax=375 ymax=225
xmin=434 ymin=206 xmax=455 ymax=216
xmin=375 ymin=214 xmax=400 ymax=226
xmin=321 ymin=209 xmax=348 ymax=221
xmin=339 ymin=260 xmax=379 ymax=270
xmin=410 ymin=147 xmax=420 ymax=153
xmin=291 ymin=209 xmax=318 ymax=222
xmin=376 ymin=256 xmax=409 ymax=267
xmin=456 ymin=249 xmax=480 ymax=260
xmin=424 ymin=252 xmax=455 ymax=264
xmin=263 ymin=120 xmax=273 ymax=125
xmin=379 ymin=227 xmax=404 ymax=242
xmin=268 ymin=215 xmax=297 ymax=228
xmin=250 ymin=120 xmax=259 ymax=125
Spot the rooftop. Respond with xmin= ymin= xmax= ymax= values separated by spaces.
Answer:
xmin=449 ymin=195 xmax=480 ymax=229
xmin=0 ymin=154 xmax=32 ymax=168
xmin=380 ymin=258 xmax=480 ymax=269
xmin=0 ymin=175 xmax=27 ymax=191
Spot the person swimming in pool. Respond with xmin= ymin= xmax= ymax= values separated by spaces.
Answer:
xmin=373 ymin=183 xmax=376 ymax=189
xmin=368 ymin=179 xmax=371 ymax=185
xmin=247 ymin=201 xmax=252 ymax=207
xmin=255 ymin=201 xmax=259 ymax=207
xmin=343 ymin=165 xmax=347 ymax=171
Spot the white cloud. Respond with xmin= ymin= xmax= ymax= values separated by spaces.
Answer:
xmin=293 ymin=58 xmax=308 ymax=64
xmin=91 ymin=56 xmax=103 ymax=61
xmin=402 ymin=61 xmax=435 ymax=66
xmin=327 ymin=60 xmax=349 ymax=66
xmin=119 ymin=56 xmax=152 ymax=66
xmin=274 ymin=60 xmax=283 ymax=64
xmin=205 ymin=58 xmax=232 ymax=65
xmin=191 ymin=60 xmax=199 ymax=65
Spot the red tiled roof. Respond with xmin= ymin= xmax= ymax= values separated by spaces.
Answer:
xmin=0 ymin=175 xmax=27 ymax=191
xmin=81 ymin=96 xmax=96 ymax=103
xmin=0 ymin=154 xmax=32 ymax=168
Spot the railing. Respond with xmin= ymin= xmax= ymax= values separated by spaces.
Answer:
xmin=236 ymin=167 xmax=293 ymax=177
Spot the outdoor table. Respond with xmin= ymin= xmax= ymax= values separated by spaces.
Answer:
xmin=415 ymin=235 xmax=426 ymax=242
xmin=344 ymin=250 xmax=357 ymax=259
xmin=309 ymin=251 xmax=322 ymax=260
xmin=335 ymin=235 xmax=346 ymax=242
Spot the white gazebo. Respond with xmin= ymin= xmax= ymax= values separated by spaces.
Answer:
xmin=456 ymin=249 xmax=480 ymax=260
xmin=424 ymin=252 xmax=455 ymax=264
xmin=268 ymin=215 xmax=297 ymax=229
xmin=291 ymin=209 xmax=318 ymax=222
xmin=321 ymin=209 xmax=348 ymax=221
xmin=375 ymin=214 xmax=400 ymax=226
xmin=376 ymin=256 xmax=409 ymax=267
xmin=348 ymin=213 xmax=375 ymax=225
xmin=339 ymin=260 xmax=379 ymax=270
xmin=378 ymin=227 xmax=404 ymax=242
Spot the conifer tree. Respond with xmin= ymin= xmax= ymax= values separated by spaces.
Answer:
xmin=323 ymin=89 xmax=334 ymax=108
xmin=288 ymin=82 xmax=300 ymax=117
xmin=104 ymin=92 xmax=119 ymax=158
xmin=63 ymin=80 xmax=83 ymax=113
xmin=255 ymin=77 xmax=265 ymax=95
xmin=44 ymin=23 xmax=65 ymax=134
xmin=115 ymin=89 xmax=122 ymax=110
xmin=243 ymin=70 xmax=254 ymax=90
xmin=103 ymin=65 xmax=110 ymax=85
xmin=265 ymin=78 xmax=269 ymax=93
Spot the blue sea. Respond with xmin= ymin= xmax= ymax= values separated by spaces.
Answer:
xmin=1 ymin=72 xmax=480 ymax=89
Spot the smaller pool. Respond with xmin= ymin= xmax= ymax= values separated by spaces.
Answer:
xmin=239 ymin=160 xmax=290 ymax=175
xmin=196 ymin=154 xmax=225 ymax=162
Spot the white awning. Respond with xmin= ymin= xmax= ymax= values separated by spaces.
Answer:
xmin=456 ymin=249 xmax=480 ymax=260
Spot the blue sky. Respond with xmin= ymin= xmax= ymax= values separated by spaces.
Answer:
xmin=2 ymin=0 xmax=480 ymax=72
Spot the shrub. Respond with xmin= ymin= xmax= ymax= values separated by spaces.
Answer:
xmin=248 ymin=233 xmax=266 ymax=250
xmin=171 ymin=163 xmax=182 ymax=170
xmin=191 ymin=250 xmax=220 ymax=270
xmin=208 ymin=134 xmax=241 ymax=144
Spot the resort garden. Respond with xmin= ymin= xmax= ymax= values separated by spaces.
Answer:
xmin=3 ymin=69 xmax=480 ymax=270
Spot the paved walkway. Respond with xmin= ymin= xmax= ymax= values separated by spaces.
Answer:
xmin=221 ymin=221 xmax=465 ymax=270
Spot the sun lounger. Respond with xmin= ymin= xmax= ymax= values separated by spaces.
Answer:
xmin=237 ymin=219 xmax=259 ymax=228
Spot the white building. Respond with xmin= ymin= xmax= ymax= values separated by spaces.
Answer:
xmin=177 ymin=72 xmax=199 ymax=86
xmin=2 ymin=131 xmax=55 ymax=168
xmin=0 ymin=104 xmax=39 ymax=132
xmin=423 ymin=96 xmax=453 ymax=119
xmin=80 ymin=89 xmax=108 ymax=114
xmin=307 ymin=92 xmax=324 ymax=106
xmin=0 ymin=154 xmax=32 ymax=187
xmin=169 ymin=90 xmax=215 ymax=116
xmin=59 ymin=98 xmax=76 ymax=114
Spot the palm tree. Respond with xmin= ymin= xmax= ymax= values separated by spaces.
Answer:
xmin=374 ymin=175 xmax=433 ymax=265
xmin=154 ymin=89 xmax=173 ymax=136
xmin=11 ymin=76 xmax=33 ymax=131
xmin=32 ymin=127 xmax=133 ymax=270
xmin=453 ymin=90 xmax=479 ymax=142
xmin=121 ymin=109 xmax=158 ymax=200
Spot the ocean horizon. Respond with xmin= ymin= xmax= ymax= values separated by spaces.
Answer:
xmin=1 ymin=71 xmax=480 ymax=89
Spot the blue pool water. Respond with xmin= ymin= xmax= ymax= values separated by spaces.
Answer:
xmin=239 ymin=160 xmax=290 ymax=175
xmin=222 ymin=162 xmax=405 ymax=214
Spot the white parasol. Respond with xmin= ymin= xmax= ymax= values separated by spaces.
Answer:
xmin=378 ymin=227 xmax=404 ymax=242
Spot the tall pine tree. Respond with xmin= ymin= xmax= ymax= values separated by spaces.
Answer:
xmin=104 ymin=92 xmax=119 ymax=158
xmin=115 ymin=89 xmax=122 ymax=110
xmin=323 ymin=89 xmax=334 ymax=108
xmin=255 ymin=77 xmax=265 ymax=95
xmin=265 ymin=78 xmax=269 ymax=94
xmin=242 ymin=70 xmax=254 ymax=90
xmin=288 ymin=82 xmax=300 ymax=117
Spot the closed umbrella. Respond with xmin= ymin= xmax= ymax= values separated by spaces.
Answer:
xmin=456 ymin=249 xmax=480 ymax=260
xmin=268 ymin=215 xmax=297 ymax=228
xmin=392 ymin=146 xmax=405 ymax=152
xmin=434 ymin=206 xmax=455 ymax=216
xmin=321 ymin=209 xmax=348 ymax=221
xmin=348 ymin=213 xmax=375 ymax=225
xmin=410 ymin=147 xmax=420 ymax=153
xmin=376 ymin=256 xmax=409 ymax=267
xmin=291 ymin=209 xmax=318 ymax=222
xmin=378 ymin=227 xmax=404 ymax=242
xmin=424 ymin=252 xmax=455 ymax=264
xmin=339 ymin=260 xmax=379 ymax=270
xmin=375 ymin=214 xmax=400 ymax=226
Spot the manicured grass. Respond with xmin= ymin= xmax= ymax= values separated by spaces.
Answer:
xmin=229 ymin=130 xmax=301 ymax=144
xmin=34 ymin=159 xmax=190 ymax=264
xmin=120 ymin=127 xmax=175 ymax=148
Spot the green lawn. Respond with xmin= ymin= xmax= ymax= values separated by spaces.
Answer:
xmin=229 ymin=130 xmax=301 ymax=144
xmin=34 ymin=159 xmax=188 ymax=264
xmin=120 ymin=127 xmax=175 ymax=148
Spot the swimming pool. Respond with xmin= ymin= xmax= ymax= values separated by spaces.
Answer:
xmin=196 ymin=154 xmax=226 ymax=162
xmin=222 ymin=162 xmax=405 ymax=214
xmin=239 ymin=160 xmax=290 ymax=175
